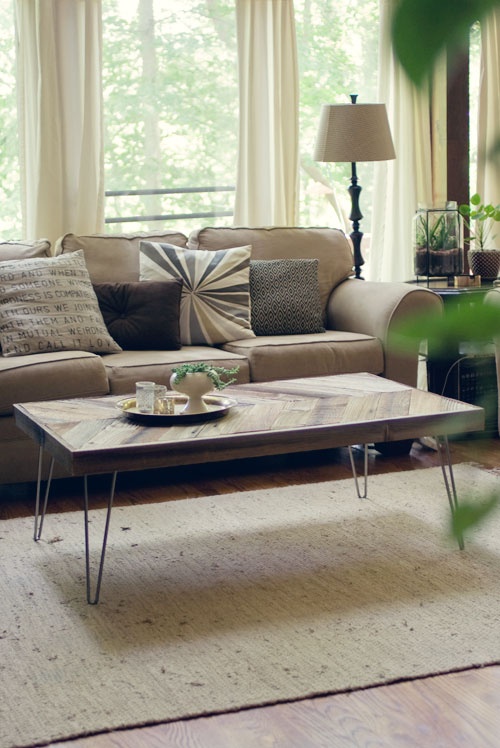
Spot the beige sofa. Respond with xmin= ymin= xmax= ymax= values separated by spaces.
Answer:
xmin=0 ymin=227 xmax=442 ymax=485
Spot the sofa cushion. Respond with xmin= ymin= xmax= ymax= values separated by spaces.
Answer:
xmin=188 ymin=226 xmax=354 ymax=317
xmin=93 ymin=280 xmax=182 ymax=350
xmin=0 ymin=350 xmax=109 ymax=415
xmin=101 ymin=348 xmax=250 ymax=395
xmin=221 ymin=330 xmax=384 ymax=383
xmin=0 ymin=251 xmax=122 ymax=357
xmin=139 ymin=241 xmax=255 ymax=345
xmin=250 ymin=258 xmax=325 ymax=336
xmin=55 ymin=231 xmax=189 ymax=283
xmin=0 ymin=239 xmax=51 ymax=261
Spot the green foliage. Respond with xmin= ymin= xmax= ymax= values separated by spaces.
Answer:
xmin=391 ymin=0 xmax=500 ymax=86
xmin=459 ymin=194 xmax=500 ymax=249
xmin=171 ymin=363 xmax=239 ymax=390
xmin=390 ymin=299 xmax=500 ymax=356
xmin=450 ymin=493 xmax=500 ymax=539
xmin=391 ymin=2 xmax=500 ymax=542
xmin=389 ymin=298 xmax=500 ymax=542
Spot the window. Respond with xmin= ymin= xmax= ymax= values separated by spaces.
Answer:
xmin=0 ymin=0 xmax=21 ymax=237
xmin=103 ymin=0 xmax=380 ymax=234
xmin=102 ymin=0 xmax=238 ymax=234
xmin=469 ymin=21 xmax=481 ymax=192
xmin=295 ymin=0 xmax=379 ymax=235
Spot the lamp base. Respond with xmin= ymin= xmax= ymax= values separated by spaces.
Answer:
xmin=348 ymin=169 xmax=364 ymax=280
xmin=350 ymin=226 xmax=364 ymax=280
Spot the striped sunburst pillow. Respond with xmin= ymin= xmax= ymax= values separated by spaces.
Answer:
xmin=139 ymin=241 xmax=255 ymax=346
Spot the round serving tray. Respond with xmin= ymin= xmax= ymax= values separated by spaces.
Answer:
xmin=116 ymin=394 xmax=237 ymax=424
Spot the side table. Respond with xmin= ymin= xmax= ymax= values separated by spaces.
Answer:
xmin=420 ymin=281 xmax=498 ymax=436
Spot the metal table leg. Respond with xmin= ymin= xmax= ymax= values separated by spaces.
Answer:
xmin=33 ymin=446 xmax=54 ymax=541
xmin=435 ymin=434 xmax=464 ymax=550
xmin=348 ymin=444 xmax=368 ymax=498
xmin=83 ymin=472 xmax=117 ymax=605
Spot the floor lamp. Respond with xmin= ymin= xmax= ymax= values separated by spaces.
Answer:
xmin=314 ymin=94 xmax=395 ymax=279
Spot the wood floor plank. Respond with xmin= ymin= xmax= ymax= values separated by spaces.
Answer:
xmin=48 ymin=665 xmax=500 ymax=748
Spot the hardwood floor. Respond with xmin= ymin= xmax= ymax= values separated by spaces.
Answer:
xmin=2 ymin=436 xmax=500 ymax=747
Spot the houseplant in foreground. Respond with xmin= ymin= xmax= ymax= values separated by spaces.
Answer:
xmin=170 ymin=363 xmax=239 ymax=414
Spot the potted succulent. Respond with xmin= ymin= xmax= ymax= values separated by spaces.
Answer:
xmin=459 ymin=194 xmax=500 ymax=279
xmin=170 ymin=363 xmax=239 ymax=414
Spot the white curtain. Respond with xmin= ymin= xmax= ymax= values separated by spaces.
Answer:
xmin=477 ymin=8 xmax=500 ymax=212
xmin=15 ymin=0 xmax=104 ymax=245
xmin=368 ymin=0 xmax=446 ymax=282
xmin=234 ymin=0 xmax=299 ymax=226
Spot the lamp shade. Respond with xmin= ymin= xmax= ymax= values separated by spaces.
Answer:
xmin=314 ymin=103 xmax=396 ymax=163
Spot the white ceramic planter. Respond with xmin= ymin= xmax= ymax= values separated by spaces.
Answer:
xmin=170 ymin=372 xmax=214 ymax=414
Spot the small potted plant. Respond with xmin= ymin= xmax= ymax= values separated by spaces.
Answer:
xmin=170 ymin=362 xmax=239 ymax=414
xmin=459 ymin=194 xmax=500 ymax=279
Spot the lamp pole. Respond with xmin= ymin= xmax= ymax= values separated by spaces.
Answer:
xmin=347 ymin=95 xmax=364 ymax=279
xmin=349 ymin=159 xmax=364 ymax=279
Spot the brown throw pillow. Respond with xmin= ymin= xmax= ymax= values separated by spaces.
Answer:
xmin=93 ymin=280 xmax=182 ymax=350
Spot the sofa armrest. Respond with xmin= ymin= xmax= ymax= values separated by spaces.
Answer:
xmin=327 ymin=279 xmax=443 ymax=387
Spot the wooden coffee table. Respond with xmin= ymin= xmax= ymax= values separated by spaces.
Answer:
xmin=14 ymin=373 xmax=484 ymax=603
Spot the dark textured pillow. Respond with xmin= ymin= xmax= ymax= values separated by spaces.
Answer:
xmin=93 ymin=280 xmax=182 ymax=350
xmin=249 ymin=259 xmax=325 ymax=336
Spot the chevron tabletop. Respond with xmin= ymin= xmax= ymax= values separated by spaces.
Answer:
xmin=14 ymin=373 xmax=485 ymax=477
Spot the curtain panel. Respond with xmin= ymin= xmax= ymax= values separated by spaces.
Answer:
xmin=15 ymin=0 xmax=104 ymax=245
xmin=369 ymin=0 xmax=446 ymax=282
xmin=234 ymin=0 xmax=299 ymax=226
xmin=477 ymin=9 xmax=500 ymax=211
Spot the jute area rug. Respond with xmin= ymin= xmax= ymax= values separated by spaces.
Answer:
xmin=2 ymin=464 xmax=500 ymax=748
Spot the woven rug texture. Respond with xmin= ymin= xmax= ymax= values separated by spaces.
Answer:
xmin=1 ymin=464 xmax=500 ymax=748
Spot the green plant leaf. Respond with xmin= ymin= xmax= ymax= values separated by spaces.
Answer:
xmin=450 ymin=493 xmax=500 ymax=540
xmin=389 ymin=301 xmax=500 ymax=356
xmin=391 ymin=0 xmax=500 ymax=85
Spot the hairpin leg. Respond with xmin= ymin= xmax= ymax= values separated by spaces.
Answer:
xmin=33 ymin=447 xmax=54 ymax=541
xmin=435 ymin=435 xmax=464 ymax=550
xmin=83 ymin=472 xmax=117 ymax=605
xmin=348 ymin=443 xmax=368 ymax=498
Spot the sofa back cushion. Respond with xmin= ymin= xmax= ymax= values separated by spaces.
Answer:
xmin=0 ymin=239 xmax=51 ymax=261
xmin=188 ymin=226 xmax=353 ymax=316
xmin=55 ymin=231 xmax=189 ymax=283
